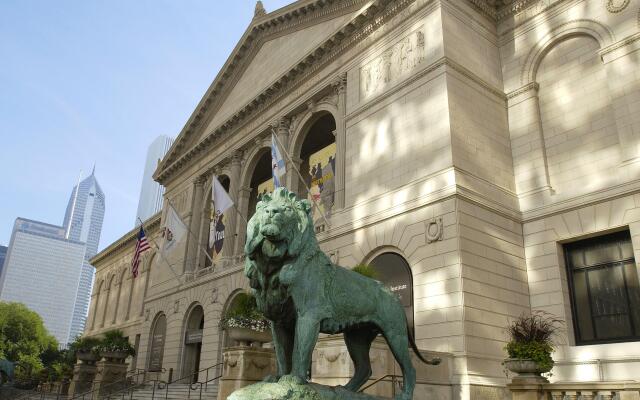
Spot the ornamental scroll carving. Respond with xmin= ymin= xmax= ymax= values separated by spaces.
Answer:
xmin=360 ymin=28 xmax=426 ymax=100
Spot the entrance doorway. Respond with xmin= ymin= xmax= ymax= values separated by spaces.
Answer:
xmin=182 ymin=305 xmax=204 ymax=383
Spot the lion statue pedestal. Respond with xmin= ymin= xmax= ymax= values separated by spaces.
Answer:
xmin=228 ymin=188 xmax=440 ymax=400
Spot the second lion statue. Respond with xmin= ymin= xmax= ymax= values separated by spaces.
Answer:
xmin=244 ymin=188 xmax=440 ymax=400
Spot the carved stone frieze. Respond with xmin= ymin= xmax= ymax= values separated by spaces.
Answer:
xmin=360 ymin=27 xmax=426 ymax=100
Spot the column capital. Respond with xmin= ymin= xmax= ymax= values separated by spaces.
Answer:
xmin=193 ymin=175 xmax=207 ymax=186
xmin=231 ymin=150 xmax=243 ymax=165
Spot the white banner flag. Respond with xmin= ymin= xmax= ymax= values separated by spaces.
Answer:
xmin=162 ymin=204 xmax=187 ymax=254
xmin=271 ymin=133 xmax=286 ymax=188
xmin=212 ymin=176 xmax=234 ymax=215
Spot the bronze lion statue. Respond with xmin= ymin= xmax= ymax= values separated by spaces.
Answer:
xmin=244 ymin=188 xmax=439 ymax=400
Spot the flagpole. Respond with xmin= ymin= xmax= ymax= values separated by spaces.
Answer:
xmin=271 ymin=128 xmax=331 ymax=229
xmin=137 ymin=218 xmax=182 ymax=284
xmin=165 ymin=198 xmax=216 ymax=268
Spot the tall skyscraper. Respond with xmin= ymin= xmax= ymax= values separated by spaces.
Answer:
xmin=0 ymin=245 xmax=7 ymax=289
xmin=135 ymin=135 xmax=173 ymax=225
xmin=63 ymin=168 xmax=105 ymax=340
xmin=0 ymin=219 xmax=86 ymax=344
xmin=0 ymin=170 xmax=105 ymax=344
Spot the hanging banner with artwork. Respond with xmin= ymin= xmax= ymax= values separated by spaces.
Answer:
xmin=257 ymin=178 xmax=275 ymax=199
xmin=208 ymin=211 xmax=226 ymax=262
xmin=307 ymin=143 xmax=336 ymax=225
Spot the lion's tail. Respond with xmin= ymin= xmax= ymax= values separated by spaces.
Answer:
xmin=408 ymin=325 xmax=441 ymax=366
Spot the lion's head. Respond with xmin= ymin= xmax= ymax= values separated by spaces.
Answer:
xmin=244 ymin=187 xmax=313 ymax=261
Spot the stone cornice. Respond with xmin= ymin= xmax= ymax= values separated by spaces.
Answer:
xmin=155 ymin=0 xmax=413 ymax=184
xmin=90 ymin=212 xmax=162 ymax=266
xmin=155 ymin=0 xmax=368 ymax=183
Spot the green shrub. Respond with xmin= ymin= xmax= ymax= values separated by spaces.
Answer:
xmin=97 ymin=330 xmax=135 ymax=357
xmin=505 ymin=341 xmax=554 ymax=371
xmin=352 ymin=264 xmax=378 ymax=279
xmin=221 ymin=292 xmax=269 ymax=332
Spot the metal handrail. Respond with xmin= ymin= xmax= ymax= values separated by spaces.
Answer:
xmin=188 ymin=373 xmax=223 ymax=400
xmin=359 ymin=374 xmax=403 ymax=396
xmin=150 ymin=363 xmax=223 ymax=400
xmin=68 ymin=368 xmax=149 ymax=400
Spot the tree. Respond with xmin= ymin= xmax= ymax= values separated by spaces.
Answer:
xmin=0 ymin=302 xmax=58 ymax=363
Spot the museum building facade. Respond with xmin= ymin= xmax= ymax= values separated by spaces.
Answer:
xmin=86 ymin=0 xmax=640 ymax=398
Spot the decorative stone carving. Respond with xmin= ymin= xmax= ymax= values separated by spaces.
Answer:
xmin=360 ymin=28 xmax=426 ymax=100
xmin=218 ymin=347 xmax=276 ymax=400
xmin=329 ymin=249 xmax=339 ymax=264
xmin=426 ymin=217 xmax=444 ymax=243
xmin=606 ymin=0 xmax=630 ymax=13
xmin=145 ymin=309 xmax=150 ymax=321
xmin=211 ymin=287 xmax=219 ymax=304
xmin=174 ymin=300 xmax=180 ymax=314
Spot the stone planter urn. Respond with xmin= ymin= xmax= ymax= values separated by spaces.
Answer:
xmin=226 ymin=327 xmax=272 ymax=347
xmin=503 ymin=358 xmax=553 ymax=383
xmin=76 ymin=351 xmax=99 ymax=365
xmin=100 ymin=351 xmax=129 ymax=363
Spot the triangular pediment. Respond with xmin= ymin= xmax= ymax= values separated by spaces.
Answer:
xmin=156 ymin=0 xmax=367 ymax=176
xmin=202 ymin=10 xmax=358 ymax=137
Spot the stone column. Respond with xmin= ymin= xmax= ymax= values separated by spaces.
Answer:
xmin=506 ymin=83 xmax=553 ymax=206
xmin=224 ymin=153 xmax=243 ymax=262
xmin=196 ymin=172 xmax=212 ymax=271
xmin=185 ymin=177 xmax=205 ymax=274
xmin=233 ymin=186 xmax=252 ymax=258
xmin=274 ymin=117 xmax=292 ymax=186
xmin=333 ymin=72 xmax=347 ymax=209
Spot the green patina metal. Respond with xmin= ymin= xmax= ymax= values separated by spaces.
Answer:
xmin=241 ymin=188 xmax=439 ymax=400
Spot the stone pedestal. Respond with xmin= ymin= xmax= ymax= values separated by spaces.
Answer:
xmin=218 ymin=346 xmax=277 ymax=400
xmin=91 ymin=360 xmax=129 ymax=398
xmin=507 ymin=382 xmax=546 ymax=400
xmin=311 ymin=336 xmax=453 ymax=400
xmin=68 ymin=363 xmax=97 ymax=398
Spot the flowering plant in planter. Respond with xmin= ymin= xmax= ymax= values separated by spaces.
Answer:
xmin=504 ymin=311 xmax=563 ymax=377
xmin=221 ymin=292 xmax=270 ymax=333
xmin=69 ymin=336 xmax=102 ymax=357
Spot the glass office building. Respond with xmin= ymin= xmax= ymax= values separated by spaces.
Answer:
xmin=0 ymin=219 xmax=86 ymax=344
xmin=63 ymin=169 xmax=105 ymax=341
xmin=135 ymin=135 xmax=173 ymax=225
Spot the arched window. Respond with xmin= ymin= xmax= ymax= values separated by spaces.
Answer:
xmin=369 ymin=252 xmax=414 ymax=337
xmin=148 ymin=313 xmax=167 ymax=372
xmin=295 ymin=112 xmax=337 ymax=227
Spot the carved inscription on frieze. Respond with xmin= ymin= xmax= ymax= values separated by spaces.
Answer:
xmin=360 ymin=27 xmax=426 ymax=100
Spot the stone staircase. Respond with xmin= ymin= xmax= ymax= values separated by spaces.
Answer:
xmin=122 ymin=382 xmax=219 ymax=400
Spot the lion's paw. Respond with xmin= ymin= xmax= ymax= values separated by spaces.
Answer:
xmin=278 ymin=374 xmax=307 ymax=386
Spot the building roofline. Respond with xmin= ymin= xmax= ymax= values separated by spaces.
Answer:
xmin=90 ymin=212 xmax=162 ymax=266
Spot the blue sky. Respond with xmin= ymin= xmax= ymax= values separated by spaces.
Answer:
xmin=0 ymin=0 xmax=292 ymax=249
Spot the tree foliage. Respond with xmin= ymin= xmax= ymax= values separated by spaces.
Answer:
xmin=0 ymin=302 xmax=58 ymax=363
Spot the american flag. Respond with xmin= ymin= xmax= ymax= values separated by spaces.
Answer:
xmin=132 ymin=226 xmax=151 ymax=278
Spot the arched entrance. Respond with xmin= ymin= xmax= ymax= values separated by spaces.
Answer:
xmin=148 ymin=313 xmax=167 ymax=372
xmin=369 ymin=252 xmax=415 ymax=337
xmin=181 ymin=304 xmax=204 ymax=383
xmin=294 ymin=112 xmax=336 ymax=226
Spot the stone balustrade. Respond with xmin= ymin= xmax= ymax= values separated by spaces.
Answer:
xmin=509 ymin=381 xmax=640 ymax=400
